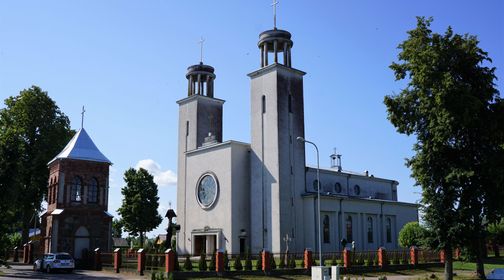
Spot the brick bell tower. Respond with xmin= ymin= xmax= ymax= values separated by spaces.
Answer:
xmin=41 ymin=127 xmax=112 ymax=261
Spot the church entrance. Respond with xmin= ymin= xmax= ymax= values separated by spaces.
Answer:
xmin=193 ymin=234 xmax=216 ymax=254
xmin=74 ymin=226 xmax=90 ymax=260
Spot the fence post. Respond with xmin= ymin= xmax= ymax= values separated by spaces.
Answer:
xmin=13 ymin=247 xmax=19 ymax=262
xmin=410 ymin=246 xmax=418 ymax=266
xmin=165 ymin=249 xmax=175 ymax=274
xmin=262 ymin=250 xmax=271 ymax=274
xmin=114 ymin=248 xmax=121 ymax=273
xmin=27 ymin=241 xmax=34 ymax=264
xmin=216 ymin=250 xmax=224 ymax=276
xmin=304 ymin=249 xmax=312 ymax=269
xmin=22 ymin=244 xmax=28 ymax=264
xmin=378 ymin=247 xmax=387 ymax=269
xmin=343 ymin=248 xmax=350 ymax=268
xmin=439 ymin=249 xmax=445 ymax=264
xmin=137 ymin=248 xmax=145 ymax=276
xmin=94 ymin=248 xmax=102 ymax=270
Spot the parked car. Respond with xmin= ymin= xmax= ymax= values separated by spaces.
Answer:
xmin=33 ymin=252 xmax=75 ymax=273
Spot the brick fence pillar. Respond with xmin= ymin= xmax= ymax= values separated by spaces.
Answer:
xmin=137 ymin=248 xmax=145 ymax=276
xmin=13 ymin=247 xmax=19 ymax=262
xmin=114 ymin=248 xmax=121 ymax=273
xmin=262 ymin=250 xmax=271 ymax=274
xmin=22 ymin=244 xmax=28 ymax=264
xmin=378 ymin=247 xmax=387 ymax=269
xmin=94 ymin=248 xmax=102 ymax=270
xmin=455 ymin=248 xmax=461 ymax=260
xmin=304 ymin=249 xmax=313 ymax=269
xmin=165 ymin=249 xmax=175 ymax=274
xmin=439 ymin=249 xmax=445 ymax=264
xmin=343 ymin=248 xmax=350 ymax=268
xmin=27 ymin=242 xmax=34 ymax=264
xmin=216 ymin=250 xmax=224 ymax=275
xmin=410 ymin=246 xmax=418 ymax=266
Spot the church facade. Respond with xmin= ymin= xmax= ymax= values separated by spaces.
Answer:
xmin=41 ymin=128 xmax=113 ymax=260
xmin=176 ymin=27 xmax=418 ymax=255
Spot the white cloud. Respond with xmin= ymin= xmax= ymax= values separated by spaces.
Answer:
xmin=135 ymin=159 xmax=177 ymax=187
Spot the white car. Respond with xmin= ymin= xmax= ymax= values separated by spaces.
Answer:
xmin=33 ymin=252 xmax=75 ymax=273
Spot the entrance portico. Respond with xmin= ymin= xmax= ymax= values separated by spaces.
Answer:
xmin=191 ymin=228 xmax=222 ymax=254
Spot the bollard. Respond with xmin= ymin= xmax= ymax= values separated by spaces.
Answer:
xmin=137 ymin=248 xmax=145 ymax=276
xmin=262 ymin=250 xmax=271 ymax=275
xmin=165 ymin=249 xmax=175 ymax=273
xmin=304 ymin=248 xmax=313 ymax=269
xmin=27 ymin=241 xmax=34 ymax=264
xmin=410 ymin=246 xmax=418 ymax=266
xmin=22 ymin=244 xmax=28 ymax=264
xmin=114 ymin=248 xmax=121 ymax=273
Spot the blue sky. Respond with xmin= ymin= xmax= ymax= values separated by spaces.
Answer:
xmin=1 ymin=0 xmax=502 ymax=238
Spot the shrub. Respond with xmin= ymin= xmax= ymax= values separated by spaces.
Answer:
xmin=270 ymin=255 xmax=276 ymax=270
xmin=234 ymin=255 xmax=243 ymax=271
xmin=198 ymin=251 xmax=207 ymax=271
xmin=331 ymin=254 xmax=338 ymax=266
xmin=278 ymin=254 xmax=285 ymax=269
xmin=183 ymin=256 xmax=193 ymax=271
xmin=208 ymin=250 xmax=216 ymax=271
xmin=289 ymin=255 xmax=297 ymax=268
xmin=244 ymin=250 xmax=253 ymax=270
xmin=224 ymin=250 xmax=230 ymax=270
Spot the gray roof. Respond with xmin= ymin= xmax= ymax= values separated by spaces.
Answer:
xmin=112 ymin=237 xmax=129 ymax=247
xmin=48 ymin=128 xmax=111 ymax=165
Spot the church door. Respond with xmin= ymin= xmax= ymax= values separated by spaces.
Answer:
xmin=74 ymin=226 xmax=90 ymax=260
xmin=194 ymin=235 xmax=206 ymax=254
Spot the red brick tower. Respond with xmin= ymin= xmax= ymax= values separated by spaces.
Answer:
xmin=41 ymin=128 xmax=112 ymax=261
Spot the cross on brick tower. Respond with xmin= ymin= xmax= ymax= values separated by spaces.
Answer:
xmin=81 ymin=106 xmax=86 ymax=129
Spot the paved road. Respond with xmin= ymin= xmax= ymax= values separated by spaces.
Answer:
xmin=0 ymin=264 xmax=146 ymax=280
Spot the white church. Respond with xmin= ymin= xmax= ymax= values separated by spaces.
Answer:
xmin=176 ymin=24 xmax=418 ymax=255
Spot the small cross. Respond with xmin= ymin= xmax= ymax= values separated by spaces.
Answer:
xmin=81 ymin=106 xmax=86 ymax=129
xmin=283 ymin=233 xmax=292 ymax=251
xmin=198 ymin=37 xmax=205 ymax=63
xmin=271 ymin=0 xmax=279 ymax=29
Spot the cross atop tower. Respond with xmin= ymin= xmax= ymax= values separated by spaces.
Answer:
xmin=271 ymin=0 xmax=279 ymax=29
xmin=81 ymin=106 xmax=86 ymax=129
xmin=198 ymin=37 xmax=205 ymax=63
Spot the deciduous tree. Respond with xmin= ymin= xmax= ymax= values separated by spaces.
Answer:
xmin=385 ymin=17 xmax=504 ymax=280
xmin=117 ymin=168 xmax=162 ymax=247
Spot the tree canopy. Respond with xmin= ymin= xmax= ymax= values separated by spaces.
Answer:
xmin=385 ymin=17 xmax=503 ymax=280
xmin=0 ymin=86 xmax=73 ymax=246
xmin=398 ymin=222 xmax=427 ymax=248
xmin=117 ymin=168 xmax=162 ymax=246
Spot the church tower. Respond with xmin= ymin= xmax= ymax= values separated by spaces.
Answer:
xmin=249 ymin=28 xmax=306 ymax=253
xmin=41 ymin=128 xmax=112 ymax=261
xmin=176 ymin=62 xmax=224 ymax=250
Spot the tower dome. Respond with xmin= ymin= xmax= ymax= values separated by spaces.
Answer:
xmin=258 ymin=29 xmax=293 ymax=68
xmin=186 ymin=62 xmax=216 ymax=98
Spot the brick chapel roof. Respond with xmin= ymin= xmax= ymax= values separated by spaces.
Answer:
xmin=48 ymin=128 xmax=112 ymax=165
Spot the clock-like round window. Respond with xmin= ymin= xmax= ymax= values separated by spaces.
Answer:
xmin=196 ymin=173 xmax=219 ymax=209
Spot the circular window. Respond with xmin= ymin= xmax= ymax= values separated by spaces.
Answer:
xmin=354 ymin=185 xmax=361 ymax=195
xmin=335 ymin=182 xmax=342 ymax=193
xmin=196 ymin=173 xmax=219 ymax=209
xmin=312 ymin=179 xmax=321 ymax=191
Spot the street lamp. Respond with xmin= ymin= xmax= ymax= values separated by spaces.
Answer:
xmin=296 ymin=136 xmax=322 ymax=266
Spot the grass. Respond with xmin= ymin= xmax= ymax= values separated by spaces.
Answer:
xmin=453 ymin=256 xmax=504 ymax=272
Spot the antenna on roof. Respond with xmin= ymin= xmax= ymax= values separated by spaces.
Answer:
xmin=81 ymin=106 xmax=86 ymax=129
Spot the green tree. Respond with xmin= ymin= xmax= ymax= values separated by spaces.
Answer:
xmin=0 ymin=86 xmax=72 ymax=245
xmin=117 ymin=168 xmax=162 ymax=247
xmin=398 ymin=222 xmax=427 ymax=248
xmin=385 ymin=17 xmax=504 ymax=280
xmin=112 ymin=219 xmax=123 ymax=238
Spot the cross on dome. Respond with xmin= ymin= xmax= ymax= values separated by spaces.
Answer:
xmin=271 ymin=0 xmax=279 ymax=29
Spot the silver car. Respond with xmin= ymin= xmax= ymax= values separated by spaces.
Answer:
xmin=33 ymin=252 xmax=75 ymax=273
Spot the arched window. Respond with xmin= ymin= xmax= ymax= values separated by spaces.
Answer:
xmin=70 ymin=177 xmax=82 ymax=202
xmin=335 ymin=182 xmax=342 ymax=193
xmin=346 ymin=216 xmax=353 ymax=242
xmin=88 ymin=178 xmax=99 ymax=203
xmin=367 ymin=217 xmax=374 ymax=243
xmin=386 ymin=218 xmax=392 ymax=243
xmin=323 ymin=215 xmax=330 ymax=243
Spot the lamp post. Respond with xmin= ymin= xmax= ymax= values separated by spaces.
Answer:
xmin=297 ymin=136 xmax=322 ymax=266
